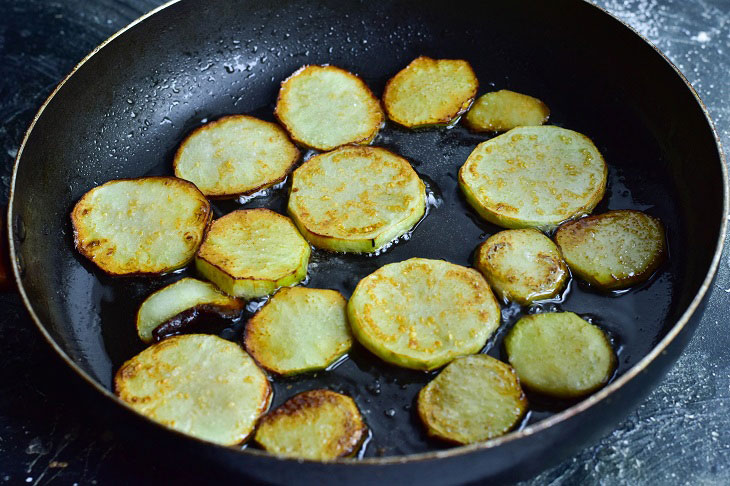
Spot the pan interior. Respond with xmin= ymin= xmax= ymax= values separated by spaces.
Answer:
xmin=10 ymin=0 xmax=723 ymax=458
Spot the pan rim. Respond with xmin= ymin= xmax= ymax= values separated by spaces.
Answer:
xmin=6 ymin=0 xmax=728 ymax=467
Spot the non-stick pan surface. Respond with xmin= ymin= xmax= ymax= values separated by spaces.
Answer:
xmin=8 ymin=0 xmax=726 ymax=484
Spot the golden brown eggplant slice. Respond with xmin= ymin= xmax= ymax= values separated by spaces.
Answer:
xmin=465 ymin=89 xmax=550 ymax=132
xmin=459 ymin=126 xmax=607 ymax=230
xmin=244 ymin=287 xmax=352 ymax=375
xmin=383 ymin=56 xmax=478 ymax=128
xmin=347 ymin=258 xmax=500 ymax=371
xmin=275 ymin=65 xmax=383 ymax=151
xmin=195 ymin=209 xmax=310 ymax=299
xmin=474 ymin=229 xmax=568 ymax=304
xmin=418 ymin=354 xmax=527 ymax=444
xmin=554 ymin=210 xmax=666 ymax=290
xmin=115 ymin=334 xmax=271 ymax=445
xmin=174 ymin=115 xmax=299 ymax=199
xmin=505 ymin=312 xmax=617 ymax=398
xmin=288 ymin=145 xmax=426 ymax=253
xmin=71 ymin=177 xmax=211 ymax=276
xmin=254 ymin=389 xmax=367 ymax=460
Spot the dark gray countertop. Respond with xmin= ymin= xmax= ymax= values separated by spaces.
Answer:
xmin=1 ymin=0 xmax=728 ymax=484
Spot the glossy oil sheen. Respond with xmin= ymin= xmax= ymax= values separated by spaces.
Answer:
xmin=86 ymin=108 xmax=679 ymax=456
xmin=8 ymin=0 xmax=724 ymax=481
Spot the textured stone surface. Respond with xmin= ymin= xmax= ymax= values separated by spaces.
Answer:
xmin=0 ymin=0 xmax=728 ymax=484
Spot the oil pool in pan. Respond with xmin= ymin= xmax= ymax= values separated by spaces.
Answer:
xmin=87 ymin=77 xmax=679 ymax=458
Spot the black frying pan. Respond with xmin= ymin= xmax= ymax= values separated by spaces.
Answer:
xmin=6 ymin=0 xmax=727 ymax=484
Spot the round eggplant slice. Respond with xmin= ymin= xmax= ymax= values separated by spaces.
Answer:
xmin=458 ymin=126 xmax=607 ymax=230
xmin=195 ymin=209 xmax=310 ymax=299
xmin=244 ymin=287 xmax=352 ymax=375
xmin=254 ymin=389 xmax=367 ymax=460
xmin=464 ymin=89 xmax=550 ymax=132
xmin=554 ymin=209 xmax=666 ymax=290
xmin=347 ymin=258 xmax=501 ymax=371
xmin=71 ymin=177 xmax=211 ymax=276
xmin=474 ymin=229 xmax=568 ymax=305
xmin=383 ymin=56 xmax=478 ymax=128
xmin=174 ymin=115 xmax=299 ymax=199
xmin=505 ymin=312 xmax=617 ymax=398
xmin=287 ymin=146 xmax=426 ymax=253
xmin=275 ymin=65 xmax=384 ymax=151
xmin=115 ymin=334 xmax=271 ymax=446
xmin=418 ymin=354 xmax=528 ymax=444
xmin=136 ymin=277 xmax=244 ymax=344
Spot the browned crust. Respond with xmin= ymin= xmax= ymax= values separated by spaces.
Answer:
xmin=274 ymin=65 xmax=385 ymax=151
xmin=257 ymin=389 xmax=367 ymax=457
xmin=243 ymin=288 xmax=347 ymax=374
xmin=70 ymin=176 xmax=212 ymax=277
xmin=195 ymin=208 xmax=307 ymax=282
xmin=173 ymin=114 xmax=301 ymax=200
xmin=382 ymin=56 xmax=478 ymax=128
xmin=554 ymin=210 xmax=666 ymax=291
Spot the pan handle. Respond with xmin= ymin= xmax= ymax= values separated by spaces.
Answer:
xmin=1 ymin=211 xmax=14 ymax=292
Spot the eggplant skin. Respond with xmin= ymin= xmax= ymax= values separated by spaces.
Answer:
xmin=287 ymin=146 xmax=426 ymax=253
xmin=71 ymin=176 xmax=211 ymax=276
xmin=254 ymin=389 xmax=367 ymax=460
xmin=383 ymin=56 xmax=478 ymax=128
xmin=347 ymin=258 xmax=501 ymax=371
xmin=275 ymin=65 xmax=384 ymax=151
xmin=174 ymin=115 xmax=300 ymax=199
xmin=555 ymin=210 xmax=666 ymax=290
xmin=244 ymin=287 xmax=352 ymax=376
xmin=195 ymin=208 xmax=310 ymax=299
xmin=474 ymin=229 xmax=568 ymax=305
xmin=418 ymin=355 xmax=527 ymax=444
xmin=115 ymin=334 xmax=271 ymax=446
xmin=504 ymin=312 xmax=617 ymax=399
xmin=464 ymin=89 xmax=550 ymax=133
xmin=136 ymin=277 xmax=244 ymax=344
xmin=458 ymin=126 xmax=607 ymax=231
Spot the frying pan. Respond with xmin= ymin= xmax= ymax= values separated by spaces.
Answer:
xmin=5 ymin=0 xmax=727 ymax=484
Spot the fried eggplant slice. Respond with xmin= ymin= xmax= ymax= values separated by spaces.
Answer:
xmin=554 ymin=210 xmax=666 ymax=290
xmin=195 ymin=209 xmax=310 ymax=299
xmin=505 ymin=312 xmax=617 ymax=398
xmin=174 ymin=115 xmax=299 ymax=199
xmin=288 ymin=146 xmax=426 ymax=253
xmin=464 ymin=89 xmax=550 ymax=132
xmin=347 ymin=258 xmax=500 ymax=371
xmin=254 ymin=389 xmax=367 ymax=460
xmin=417 ymin=355 xmax=527 ymax=444
xmin=71 ymin=177 xmax=211 ymax=276
xmin=275 ymin=65 xmax=384 ymax=151
xmin=136 ymin=277 xmax=244 ymax=344
xmin=474 ymin=229 xmax=568 ymax=305
xmin=458 ymin=126 xmax=607 ymax=230
xmin=382 ymin=56 xmax=478 ymax=128
xmin=115 ymin=334 xmax=271 ymax=446
xmin=244 ymin=287 xmax=352 ymax=375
